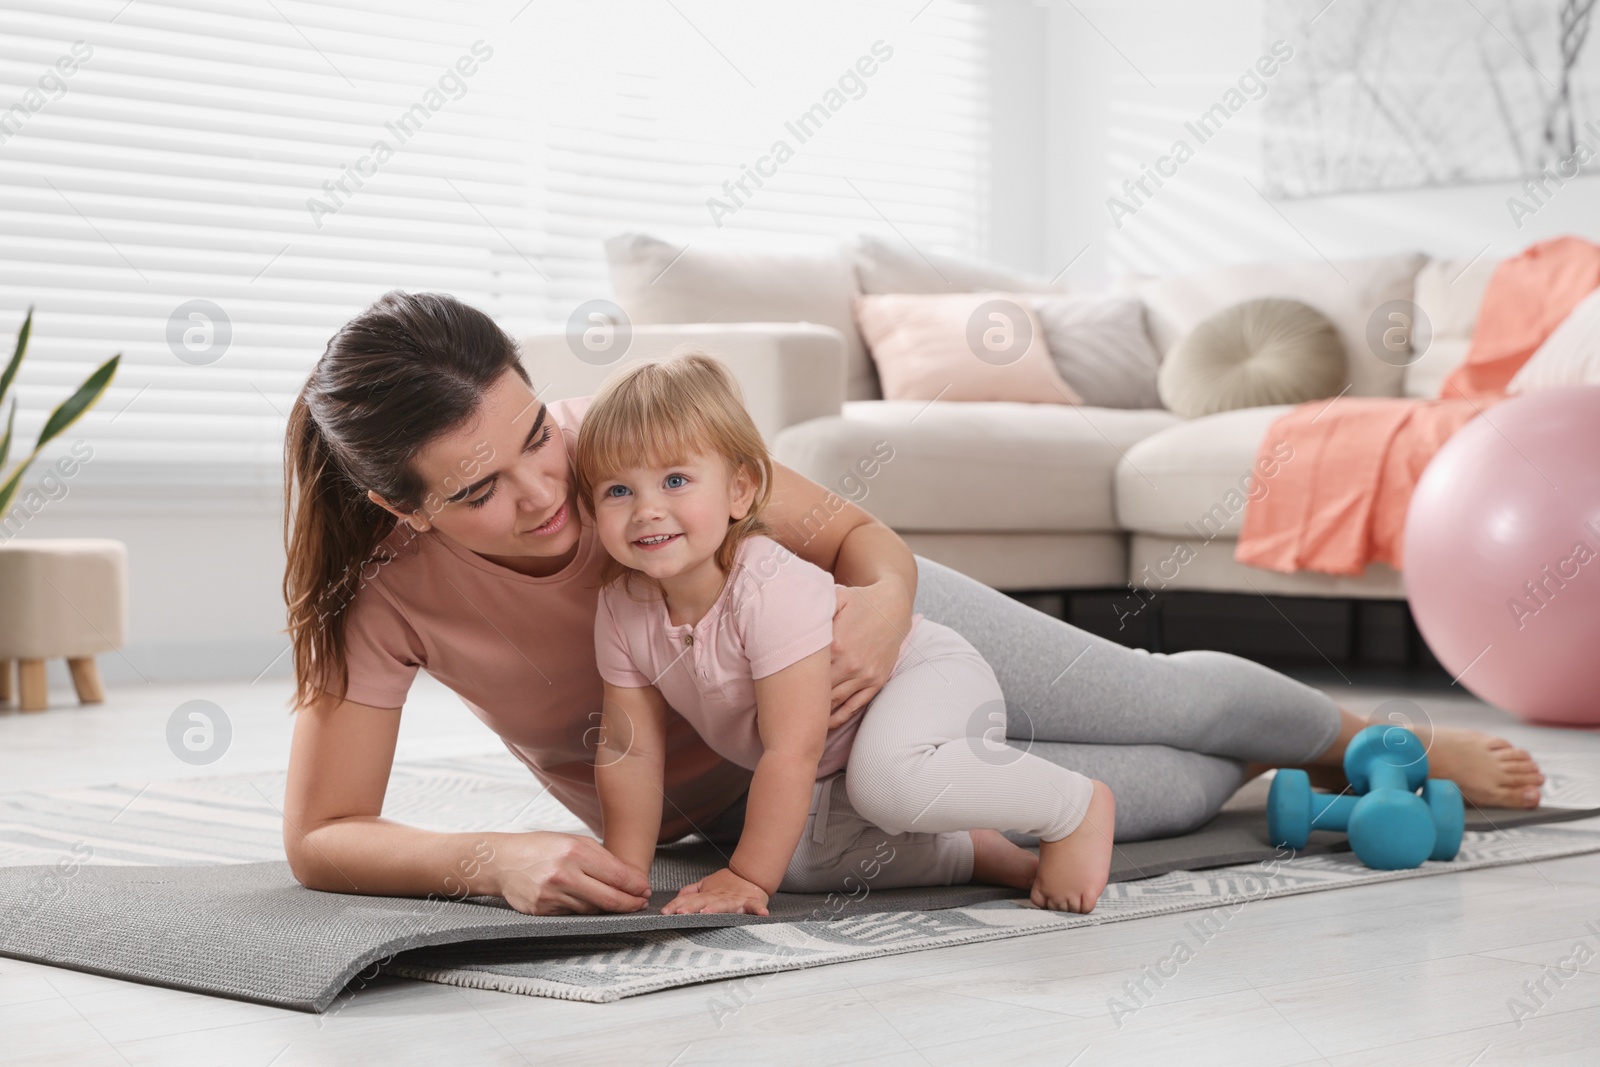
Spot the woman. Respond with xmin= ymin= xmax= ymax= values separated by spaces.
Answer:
xmin=282 ymin=292 xmax=1544 ymax=916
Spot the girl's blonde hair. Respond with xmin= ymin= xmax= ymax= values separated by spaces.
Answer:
xmin=574 ymin=351 xmax=774 ymax=593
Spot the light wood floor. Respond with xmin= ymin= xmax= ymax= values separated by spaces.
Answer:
xmin=2 ymin=667 xmax=1598 ymax=1066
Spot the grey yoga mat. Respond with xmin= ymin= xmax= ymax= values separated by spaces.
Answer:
xmin=2 ymin=802 xmax=1595 ymax=1014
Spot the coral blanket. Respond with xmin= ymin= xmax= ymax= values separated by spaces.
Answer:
xmin=1235 ymin=237 xmax=1600 ymax=577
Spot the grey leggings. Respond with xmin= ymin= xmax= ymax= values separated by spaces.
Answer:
xmin=912 ymin=556 xmax=1342 ymax=841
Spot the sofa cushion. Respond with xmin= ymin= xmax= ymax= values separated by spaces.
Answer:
xmin=853 ymin=292 xmax=1081 ymax=405
xmin=851 ymin=234 xmax=1070 ymax=295
xmin=1405 ymin=255 xmax=1498 ymax=398
xmin=603 ymin=233 xmax=876 ymax=402
xmin=1115 ymin=404 xmax=1297 ymax=540
xmin=1156 ymin=298 xmax=1345 ymax=418
xmin=1129 ymin=252 xmax=1426 ymax=399
xmin=1509 ymin=286 xmax=1600 ymax=393
xmin=903 ymin=532 xmax=1128 ymax=590
xmin=774 ymin=400 xmax=1180 ymax=532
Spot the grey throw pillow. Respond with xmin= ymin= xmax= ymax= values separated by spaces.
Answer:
xmin=1157 ymin=297 xmax=1346 ymax=418
xmin=1028 ymin=293 xmax=1163 ymax=409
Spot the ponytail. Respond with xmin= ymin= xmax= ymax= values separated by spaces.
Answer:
xmin=282 ymin=396 xmax=403 ymax=710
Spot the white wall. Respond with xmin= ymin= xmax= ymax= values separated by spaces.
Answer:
xmin=986 ymin=0 xmax=1052 ymax=273
xmin=6 ymin=485 xmax=290 ymax=688
xmin=1042 ymin=0 xmax=1600 ymax=287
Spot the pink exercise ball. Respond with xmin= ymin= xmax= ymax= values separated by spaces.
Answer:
xmin=1404 ymin=385 xmax=1600 ymax=726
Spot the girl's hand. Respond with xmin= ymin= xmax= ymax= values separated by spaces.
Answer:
xmin=828 ymin=580 xmax=911 ymax=725
xmin=491 ymin=832 xmax=652 ymax=915
xmin=661 ymin=867 xmax=771 ymax=915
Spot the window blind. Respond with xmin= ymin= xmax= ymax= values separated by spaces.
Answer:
xmin=0 ymin=0 xmax=989 ymax=488
xmin=523 ymin=1 xmax=991 ymax=314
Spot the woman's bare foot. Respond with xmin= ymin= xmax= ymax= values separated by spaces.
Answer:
xmin=1032 ymin=780 xmax=1115 ymax=913
xmin=969 ymin=828 xmax=1039 ymax=890
xmin=1422 ymin=727 xmax=1545 ymax=809
xmin=1310 ymin=710 xmax=1546 ymax=809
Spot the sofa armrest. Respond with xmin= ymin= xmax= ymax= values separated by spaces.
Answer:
xmin=517 ymin=322 xmax=847 ymax=441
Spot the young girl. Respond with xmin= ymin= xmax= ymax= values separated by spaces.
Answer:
xmin=575 ymin=353 xmax=1117 ymax=915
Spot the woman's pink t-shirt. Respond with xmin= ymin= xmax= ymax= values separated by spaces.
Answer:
xmin=336 ymin=396 xmax=752 ymax=838
xmin=594 ymin=535 xmax=867 ymax=776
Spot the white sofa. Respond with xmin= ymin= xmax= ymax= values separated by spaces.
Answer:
xmin=519 ymin=248 xmax=1500 ymax=601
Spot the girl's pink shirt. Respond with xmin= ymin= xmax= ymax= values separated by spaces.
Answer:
xmin=336 ymin=396 xmax=752 ymax=838
xmin=594 ymin=534 xmax=870 ymax=776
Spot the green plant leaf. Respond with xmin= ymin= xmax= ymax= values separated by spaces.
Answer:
xmin=0 ymin=352 xmax=119 ymax=520
xmin=0 ymin=456 xmax=25 ymax=519
xmin=35 ymin=353 xmax=119 ymax=449
xmin=0 ymin=305 xmax=32 ymax=410
xmin=0 ymin=398 xmax=14 ymax=472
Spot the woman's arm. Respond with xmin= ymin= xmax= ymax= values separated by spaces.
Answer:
xmin=662 ymin=647 xmax=831 ymax=915
xmin=283 ymin=691 xmax=651 ymax=915
xmin=765 ymin=461 xmax=917 ymax=721
xmin=595 ymin=681 xmax=669 ymax=894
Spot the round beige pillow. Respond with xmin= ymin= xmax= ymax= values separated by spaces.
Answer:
xmin=1157 ymin=297 xmax=1346 ymax=418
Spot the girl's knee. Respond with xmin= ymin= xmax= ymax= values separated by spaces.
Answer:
xmin=844 ymin=759 xmax=923 ymax=834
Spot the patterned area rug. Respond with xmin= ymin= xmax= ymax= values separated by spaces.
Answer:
xmin=383 ymin=824 xmax=1600 ymax=1003
xmin=4 ymin=748 xmax=1599 ymax=1006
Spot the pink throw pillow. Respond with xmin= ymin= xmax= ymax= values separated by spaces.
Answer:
xmin=854 ymin=292 xmax=1082 ymax=404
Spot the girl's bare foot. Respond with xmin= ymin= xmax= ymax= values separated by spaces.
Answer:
xmin=1032 ymin=780 xmax=1115 ymax=913
xmin=969 ymin=827 xmax=1038 ymax=890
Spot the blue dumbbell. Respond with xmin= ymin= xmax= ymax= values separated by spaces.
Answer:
xmin=1268 ymin=725 xmax=1464 ymax=870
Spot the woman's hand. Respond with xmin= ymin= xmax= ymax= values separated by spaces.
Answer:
xmin=828 ymin=579 xmax=912 ymax=725
xmin=662 ymin=867 xmax=771 ymax=915
xmin=490 ymin=832 xmax=652 ymax=915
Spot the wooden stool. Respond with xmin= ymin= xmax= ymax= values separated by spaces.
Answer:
xmin=0 ymin=539 xmax=127 ymax=712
